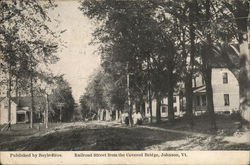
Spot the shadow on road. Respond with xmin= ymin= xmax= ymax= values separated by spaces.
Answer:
xmin=0 ymin=123 xmax=186 ymax=151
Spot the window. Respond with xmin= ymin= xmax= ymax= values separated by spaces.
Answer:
xmin=201 ymin=95 xmax=207 ymax=106
xmin=162 ymin=106 xmax=167 ymax=113
xmin=147 ymin=107 xmax=149 ymax=114
xmin=223 ymin=73 xmax=228 ymax=84
xmin=224 ymin=94 xmax=230 ymax=106
xmin=196 ymin=96 xmax=200 ymax=106
xmin=174 ymin=106 xmax=177 ymax=112
xmin=173 ymin=97 xmax=176 ymax=103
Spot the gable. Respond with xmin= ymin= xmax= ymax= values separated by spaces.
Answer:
xmin=0 ymin=97 xmax=17 ymax=109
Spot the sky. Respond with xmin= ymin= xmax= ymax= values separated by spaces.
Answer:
xmin=48 ymin=1 xmax=100 ymax=103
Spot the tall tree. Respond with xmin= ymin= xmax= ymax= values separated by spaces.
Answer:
xmin=0 ymin=0 xmax=60 ymax=128
xmin=50 ymin=76 xmax=75 ymax=122
xmin=222 ymin=0 xmax=250 ymax=122
xmin=200 ymin=0 xmax=217 ymax=130
xmin=80 ymin=0 xmax=164 ymax=125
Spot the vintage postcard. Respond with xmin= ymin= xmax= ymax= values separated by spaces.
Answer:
xmin=0 ymin=0 xmax=249 ymax=164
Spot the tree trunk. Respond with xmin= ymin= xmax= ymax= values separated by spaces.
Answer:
xmin=45 ymin=93 xmax=49 ymax=129
xmin=127 ymin=72 xmax=133 ymax=126
xmin=184 ymin=1 xmax=196 ymax=127
xmin=223 ymin=0 xmax=250 ymax=122
xmin=115 ymin=109 xmax=119 ymax=121
xmin=185 ymin=75 xmax=194 ymax=127
xmin=237 ymin=6 xmax=250 ymax=122
xmin=156 ymin=97 xmax=161 ymax=123
xmin=140 ymin=102 xmax=145 ymax=116
xmin=135 ymin=102 xmax=140 ymax=113
xmin=148 ymin=81 xmax=153 ymax=123
xmin=15 ymin=77 xmax=20 ymax=106
xmin=30 ymin=75 xmax=34 ymax=128
xmin=15 ymin=77 xmax=18 ymax=97
xmin=146 ymin=57 xmax=153 ymax=123
xmin=7 ymin=67 xmax=12 ymax=130
xmin=204 ymin=68 xmax=217 ymax=130
xmin=238 ymin=31 xmax=250 ymax=122
xmin=168 ymin=73 xmax=175 ymax=123
xmin=203 ymin=0 xmax=217 ymax=130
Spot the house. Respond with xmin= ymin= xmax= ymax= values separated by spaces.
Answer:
xmin=0 ymin=96 xmax=47 ymax=125
xmin=193 ymin=68 xmax=240 ymax=114
xmin=143 ymin=68 xmax=239 ymax=120
xmin=0 ymin=97 xmax=17 ymax=124
xmin=13 ymin=97 xmax=32 ymax=123
xmin=144 ymin=94 xmax=185 ymax=119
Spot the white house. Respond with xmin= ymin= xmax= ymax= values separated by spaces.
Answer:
xmin=145 ymin=95 xmax=185 ymax=119
xmin=193 ymin=68 xmax=240 ymax=114
xmin=0 ymin=97 xmax=17 ymax=124
xmin=0 ymin=96 xmax=33 ymax=125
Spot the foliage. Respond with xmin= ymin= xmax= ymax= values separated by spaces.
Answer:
xmin=49 ymin=76 xmax=75 ymax=122
xmin=80 ymin=0 xmax=249 ymax=126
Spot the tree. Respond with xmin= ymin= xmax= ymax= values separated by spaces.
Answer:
xmin=222 ymin=0 xmax=250 ymax=122
xmin=0 ymin=0 xmax=60 ymax=128
xmin=191 ymin=0 xmax=249 ymax=129
xmin=50 ymin=76 xmax=75 ymax=122
xmin=184 ymin=0 xmax=197 ymax=128
xmin=199 ymin=0 xmax=217 ymax=130
xmin=80 ymin=95 xmax=91 ymax=120
xmin=80 ymin=0 xmax=163 ymax=125
xmin=81 ymin=0 xmax=190 ymax=125
xmin=154 ymin=2 xmax=189 ymax=124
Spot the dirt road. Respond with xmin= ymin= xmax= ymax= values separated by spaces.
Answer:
xmin=0 ymin=120 xmax=249 ymax=150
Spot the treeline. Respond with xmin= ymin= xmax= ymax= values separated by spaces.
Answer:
xmin=79 ymin=0 xmax=249 ymax=129
xmin=0 ymin=0 xmax=74 ymax=128
xmin=80 ymin=68 xmax=127 ymax=120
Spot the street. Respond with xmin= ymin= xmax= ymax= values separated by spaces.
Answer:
xmin=0 ymin=116 xmax=249 ymax=151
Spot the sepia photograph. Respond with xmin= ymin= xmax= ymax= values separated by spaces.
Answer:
xmin=0 ymin=0 xmax=250 ymax=164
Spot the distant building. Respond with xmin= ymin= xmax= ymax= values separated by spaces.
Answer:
xmin=144 ymin=94 xmax=185 ymax=119
xmin=193 ymin=68 xmax=240 ymax=114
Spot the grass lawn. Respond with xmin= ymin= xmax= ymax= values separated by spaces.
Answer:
xmin=0 ymin=115 xmax=249 ymax=151
xmin=146 ymin=114 xmax=250 ymax=150
xmin=0 ymin=123 xmax=62 ymax=147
